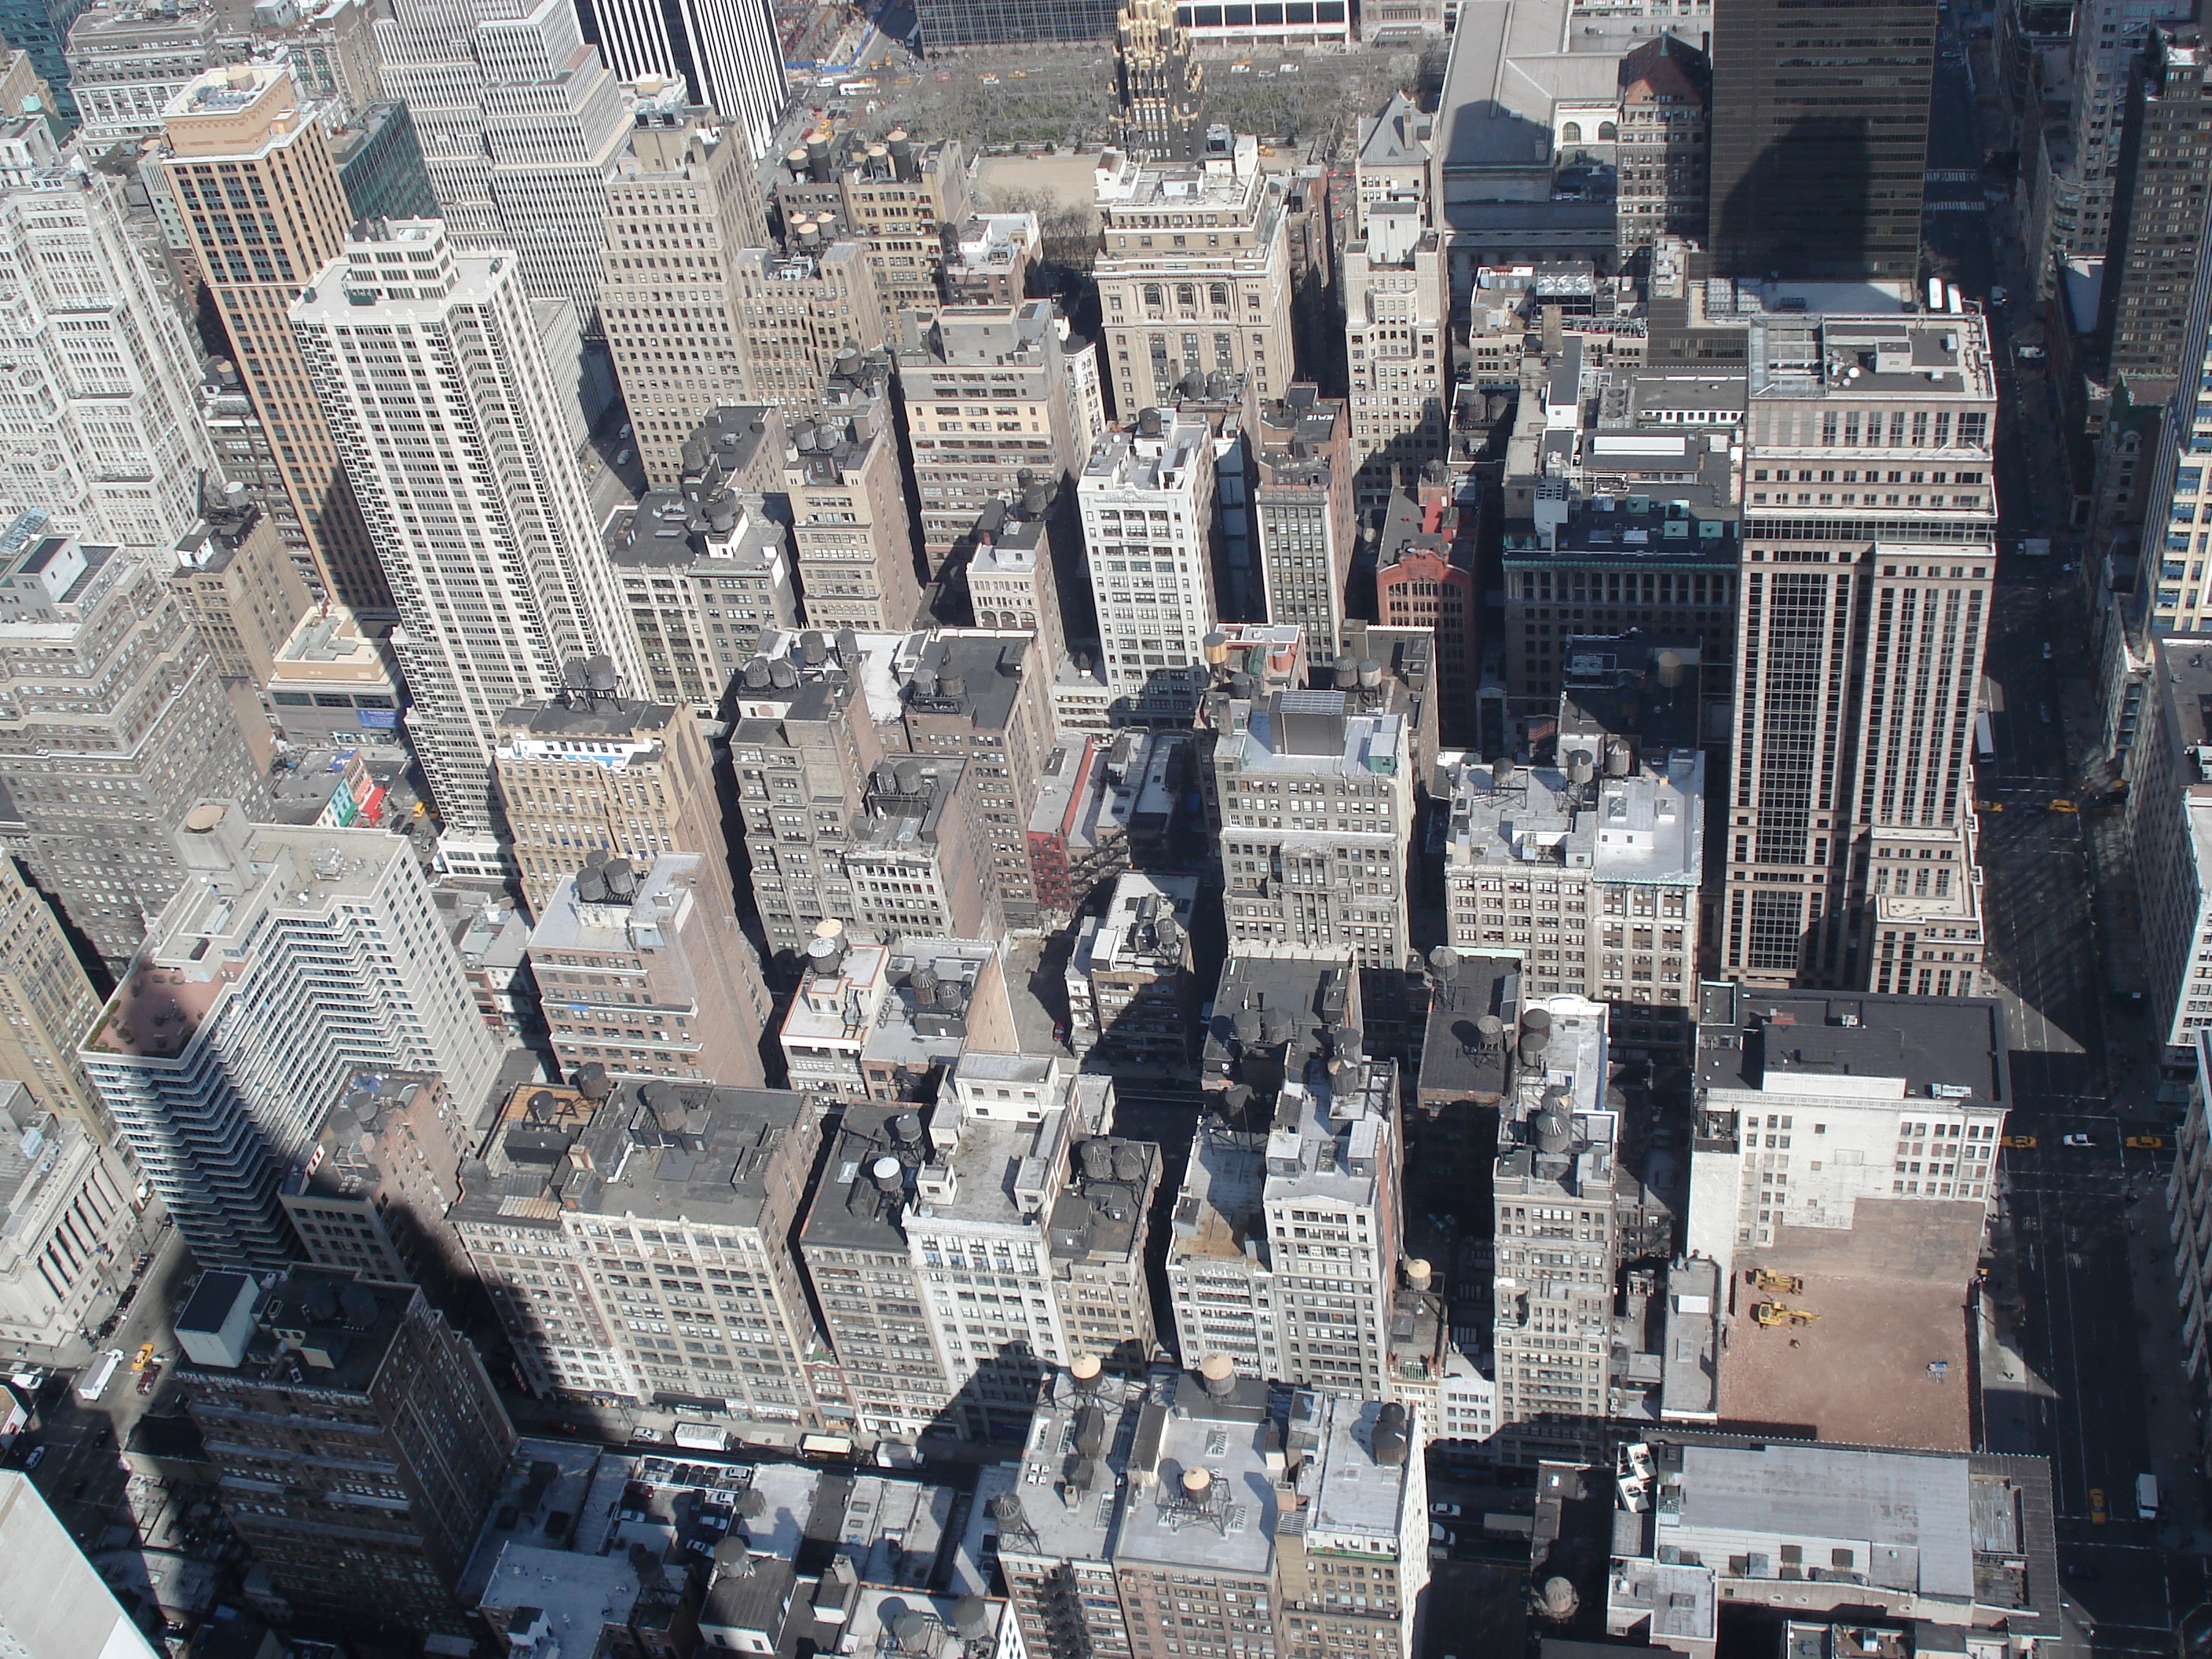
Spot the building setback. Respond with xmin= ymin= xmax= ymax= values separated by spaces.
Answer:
xmin=0 ymin=521 xmax=269 ymax=972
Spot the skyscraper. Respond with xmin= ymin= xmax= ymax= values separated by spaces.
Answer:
xmin=1094 ymin=134 xmax=1297 ymax=415
xmin=2097 ymin=26 xmax=2212 ymax=396
xmin=573 ymin=0 xmax=786 ymax=159
xmin=1342 ymin=199 xmax=1445 ymax=511
xmin=911 ymin=0 xmax=1115 ymax=49
xmin=79 ymin=803 xmax=502 ymax=1271
xmin=1725 ymin=309 xmax=1998 ymax=988
xmin=0 ymin=1470 xmax=162 ymax=1659
xmin=375 ymin=0 xmax=629 ymax=329
xmin=493 ymin=692 xmax=730 ymax=916
xmin=1707 ymin=0 xmax=1936 ymax=280
xmin=0 ymin=154 xmax=214 ymax=555
xmin=0 ymin=519 xmax=269 ymax=972
xmin=156 ymin=63 xmax=389 ymax=611
xmin=291 ymin=218 xmax=645 ymax=839
xmin=0 ymin=858 xmax=104 ymax=1130
xmin=602 ymin=106 xmax=769 ymax=487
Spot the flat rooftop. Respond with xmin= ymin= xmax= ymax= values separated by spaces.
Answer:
xmin=1116 ymin=1371 xmax=1278 ymax=1577
xmin=1298 ymin=1394 xmax=1415 ymax=1543
xmin=1696 ymin=984 xmax=2009 ymax=1104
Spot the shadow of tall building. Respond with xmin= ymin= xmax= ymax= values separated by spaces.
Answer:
xmin=1708 ymin=0 xmax=1937 ymax=281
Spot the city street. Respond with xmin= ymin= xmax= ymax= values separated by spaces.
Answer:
xmin=1933 ymin=7 xmax=2212 ymax=1649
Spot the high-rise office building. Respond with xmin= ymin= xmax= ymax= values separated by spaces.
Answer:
xmin=1342 ymin=204 xmax=1445 ymax=511
xmin=451 ymin=1077 xmax=830 ymax=1428
xmin=890 ymin=631 xmax=1057 ymax=928
xmin=156 ymin=63 xmax=388 ymax=611
xmin=903 ymin=1052 xmax=1090 ymax=1438
xmin=291 ymin=218 xmax=645 ymax=839
xmin=174 ymin=1269 xmax=514 ymax=1638
xmin=257 ymin=0 xmax=384 ymax=124
xmin=1066 ymin=870 xmax=1198 ymax=1071
xmin=1444 ymin=678 xmax=1705 ymax=1052
xmin=0 ymin=520 xmax=269 ymax=972
xmin=280 ymin=1069 xmax=477 ymax=1298
xmin=833 ymin=131 xmax=971 ymax=327
xmin=1707 ymin=0 xmax=1936 ymax=280
xmin=1486 ymin=993 xmax=1625 ymax=1461
xmin=2097 ymin=26 xmax=2212 ymax=397
xmin=1079 ymin=412 xmax=1221 ymax=721
xmin=1216 ymin=690 xmax=1414 ymax=972
xmin=167 ymin=489 xmax=315 ymax=685
xmin=573 ymin=0 xmax=786 ymax=159
xmin=911 ymin=0 xmax=1115 ymax=49
xmin=783 ymin=358 xmax=922 ymax=633
xmin=612 ymin=407 xmax=797 ymax=709
xmin=1115 ymin=0 xmax=1203 ymax=156
xmin=0 ymin=0 xmax=85 ymax=119
xmin=0 ymin=858 xmax=103 ymax=1130
xmin=0 ymin=1469 xmax=162 ymax=1659
xmin=1276 ymin=1394 xmax=1430 ymax=1659
xmin=79 ymin=803 xmax=502 ymax=1271
xmin=1252 ymin=390 xmax=1356 ymax=664
xmin=1093 ymin=133 xmax=1297 ymax=416
xmin=894 ymin=303 xmax=1086 ymax=565
xmin=602 ymin=107 xmax=769 ymax=486
xmin=2035 ymin=0 xmax=2195 ymax=281
xmin=1725 ymin=309 xmax=1998 ymax=989
xmin=963 ymin=495 xmax=1071 ymax=678
xmin=375 ymin=0 xmax=629 ymax=328
xmin=493 ymin=691 xmax=729 ymax=917
xmin=1372 ymin=490 xmax=1475 ymax=748
xmin=527 ymin=853 xmax=772 ymax=1087
xmin=0 ymin=157 xmax=213 ymax=556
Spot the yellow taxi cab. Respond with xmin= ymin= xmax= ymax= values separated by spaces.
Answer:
xmin=2126 ymin=1135 xmax=2166 ymax=1150
xmin=130 ymin=1342 xmax=155 ymax=1372
xmin=2001 ymin=1134 xmax=2036 ymax=1149
xmin=2050 ymin=798 xmax=2078 ymax=813
xmin=2089 ymin=1487 xmax=2108 ymax=1525
xmin=1975 ymin=800 xmax=2003 ymax=812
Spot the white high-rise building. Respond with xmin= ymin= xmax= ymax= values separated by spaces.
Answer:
xmin=1078 ymin=412 xmax=1219 ymax=722
xmin=0 ymin=149 xmax=214 ymax=554
xmin=79 ymin=803 xmax=501 ymax=1273
xmin=291 ymin=219 xmax=644 ymax=836
xmin=374 ymin=0 xmax=628 ymax=328
xmin=576 ymin=0 xmax=784 ymax=160
xmin=0 ymin=1470 xmax=160 ymax=1659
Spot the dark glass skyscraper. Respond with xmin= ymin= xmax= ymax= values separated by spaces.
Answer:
xmin=1707 ymin=0 xmax=1936 ymax=280
xmin=914 ymin=0 xmax=1117 ymax=49
xmin=2 ymin=0 xmax=85 ymax=116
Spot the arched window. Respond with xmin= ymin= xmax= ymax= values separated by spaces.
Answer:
xmin=1598 ymin=120 xmax=1617 ymax=140
xmin=1560 ymin=121 xmax=1582 ymax=144
xmin=1210 ymin=281 xmax=1230 ymax=309
xmin=1176 ymin=282 xmax=1197 ymax=309
xmin=1142 ymin=284 xmax=1163 ymax=309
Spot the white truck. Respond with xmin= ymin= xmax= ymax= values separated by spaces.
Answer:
xmin=76 ymin=1350 xmax=123 ymax=1403
xmin=672 ymin=1420 xmax=727 ymax=1452
xmin=2137 ymin=1472 xmax=2160 ymax=1521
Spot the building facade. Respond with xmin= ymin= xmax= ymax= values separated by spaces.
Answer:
xmin=79 ymin=804 xmax=501 ymax=1272
xmin=291 ymin=219 xmax=644 ymax=838
xmin=1079 ymin=413 xmax=1221 ymax=722
xmin=0 ymin=858 xmax=104 ymax=1130
xmin=1706 ymin=0 xmax=1935 ymax=280
xmin=156 ymin=63 xmax=387 ymax=610
xmin=0 ymin=1084 xmax=148 ymax=1362
xmin=1093 ymin=133 xmax=1296 ymax=416
xmin=0 ymin=521 xmax=269 ymax=972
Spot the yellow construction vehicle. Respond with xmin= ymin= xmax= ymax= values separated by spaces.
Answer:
xmin=1752 ymin=1302 xmax=1821 ymax=1328
xmin=1745 ymin=1268 xmax=1804 ymax=1295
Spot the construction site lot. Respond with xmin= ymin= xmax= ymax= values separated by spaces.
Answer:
xmin=1717 ymin=1200 xmax=1987 ymax=1452
xmin=1717 ymin=1268 xmax=1974 ymax=1451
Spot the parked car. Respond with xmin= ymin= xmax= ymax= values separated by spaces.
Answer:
xmin=1431 ymin=1502 xmax=1463 ymax=1518
xmin=2061 ymin=1133 xmax=2094 ymax=1148
xmin=2016 ymin=344 xmax=2045 ymax=360
xmin=2001 ymin=1134 xmax=2036 ymax=1148
xmin=23 ymin=1445 xmax=44 ymax=1470
xmin=137 ymin=1362 xmax=161 ymax=1395
xmin=1429 ymin=1522 xmax=1449 ymax=1543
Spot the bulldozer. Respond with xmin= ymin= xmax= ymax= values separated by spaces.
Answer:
xmin=1752 ymin=1302 xmax=1821 ymax=1328
xmin=1746 ymin=1267 xmax=1804 ymax=1295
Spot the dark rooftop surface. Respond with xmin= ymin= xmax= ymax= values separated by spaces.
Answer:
xmin=1415 ymin=954 xmax=1523 ymax=1101
xmin=1696 ymin=984 xmax=2009 ymax=1105
xmin=801 ymin=1102 xmax=923 ymax=1253
xmin=180 ymin=1269 xmax=413 ymax=1393
xmin=901 ymin=632 xmax=1031 ymax=736
xmin=496 ymin=695 xmax=677 ymax=740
